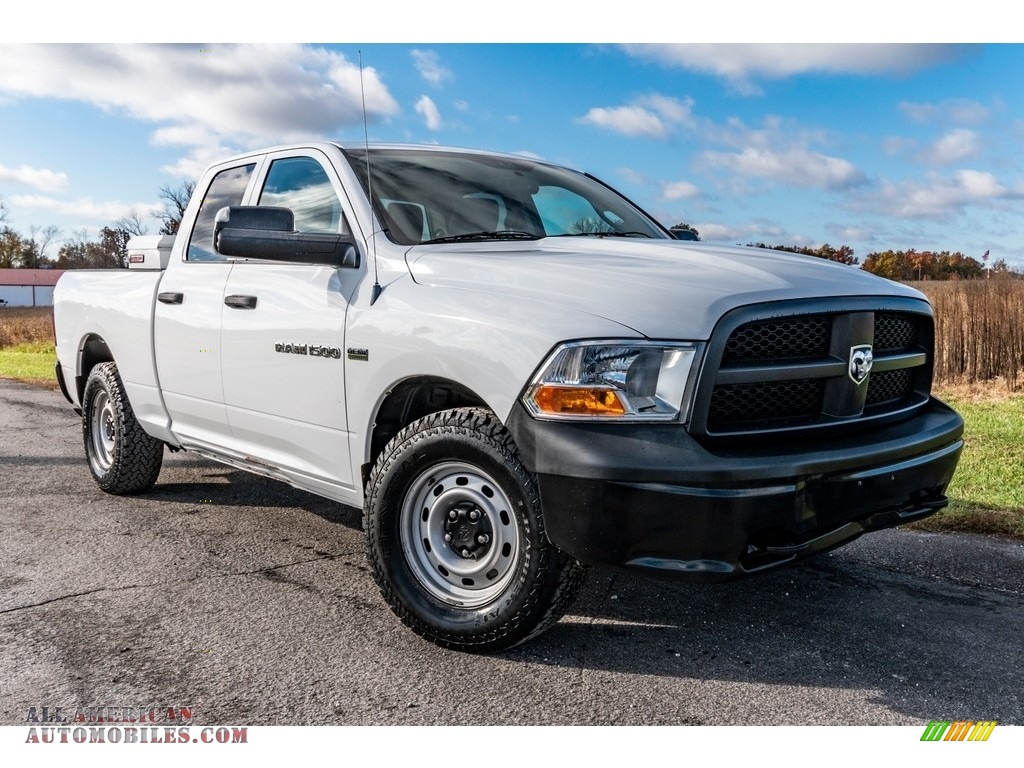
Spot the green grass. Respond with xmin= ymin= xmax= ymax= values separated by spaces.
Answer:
xmin=911 ymin=392 xmax=1024 ymax=539
xmin=0 ymin=341 xmax=57 ymax=387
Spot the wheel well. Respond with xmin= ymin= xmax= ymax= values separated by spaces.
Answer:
xmin=365 ymin=377 xmax=487 ymax=487
xmin=76 ymin=335 xmax=113 ymax=402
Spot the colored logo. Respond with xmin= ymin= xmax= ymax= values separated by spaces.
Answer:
xmin=920 ymin=720 xmax=997 ymax=742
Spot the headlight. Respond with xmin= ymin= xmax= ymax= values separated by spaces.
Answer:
xmin=523 ymin=341 xmax=703 ymax=421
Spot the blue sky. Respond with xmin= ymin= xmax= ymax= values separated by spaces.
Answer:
xmin=2 ymin=40 xmax=1023 ymax=267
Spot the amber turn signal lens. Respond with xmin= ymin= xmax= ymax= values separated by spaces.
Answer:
xmin=529 ymin=386 xmax=627 ymax=416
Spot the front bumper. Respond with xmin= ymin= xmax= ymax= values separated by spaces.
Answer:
xmin=506 ymin=398 xmax=963 ymax=581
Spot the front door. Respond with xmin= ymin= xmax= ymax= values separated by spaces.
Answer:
xmin=220 ymin=151 xmax=362 ymax=492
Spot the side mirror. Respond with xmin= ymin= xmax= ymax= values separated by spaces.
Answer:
xmin=214 ymin=206 xmax=359 ymax=268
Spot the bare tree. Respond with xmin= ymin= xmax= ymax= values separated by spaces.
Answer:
xmin=158 ymin=181 xmax=196 ymax=235
xmin=27 ymin=224 xmax=62 ymax=268
xmin=114 ymin=208 xmax=148 ymax=237
xmin=0 ymin=199 xmax=8 ymax=226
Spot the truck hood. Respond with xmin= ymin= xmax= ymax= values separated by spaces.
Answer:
xmin=405 ymin=239 xmax=924 ymax=339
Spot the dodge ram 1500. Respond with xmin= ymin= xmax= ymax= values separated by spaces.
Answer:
xmin=54 ymin=142 xmax=963 ymax=651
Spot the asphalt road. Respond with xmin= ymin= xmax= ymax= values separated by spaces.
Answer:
xmin=1 ymin=378 xmax=1021 ymax=726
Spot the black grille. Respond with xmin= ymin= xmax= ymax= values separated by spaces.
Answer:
xmin=873 ymin=314 xmax=918 ymax=352
xmin=709 ymin=379 xmax=825 ymax=427
xmin=865 ymin=369 xmax=913 ymax=406
xmin=698 ymin=303 xmax=932 ymax=437
xmin=722 ymin=316 xmax=831 ymax=365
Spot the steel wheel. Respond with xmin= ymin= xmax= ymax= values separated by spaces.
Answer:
xmin=400 ymin=460 xmax=521 ymax=608
xmin=81 ymin=362 xmax=164 ymax=495
xmin=365 ymin=407 xmax=585 ymax=652
xmin=88 ymin=388 xmax=116 ymax=476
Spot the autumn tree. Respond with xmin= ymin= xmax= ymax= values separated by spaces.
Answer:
xmin=56 ymin=227 xmax=130 ymax=269
xmin=748 ymin=242 xmax=858 ymax=266
xmin=862 ymin=249 xmax=984 ymax=280
xmin=0 ymin=227 xmax=24 ymax=268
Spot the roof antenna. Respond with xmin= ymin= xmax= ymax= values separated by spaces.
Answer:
xmin=359 ymin=50 xmax=383 ymax=306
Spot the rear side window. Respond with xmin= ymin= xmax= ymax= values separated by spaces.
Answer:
xmin=258 ymin=157 xmax=348 ymax=235
xmin=187 ymin=164 xmax=256 ymax=261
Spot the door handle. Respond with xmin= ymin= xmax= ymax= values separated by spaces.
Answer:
xmin=224 ymin=294 xmax=258 ymax=310
xmin=157 ymin=292 xmax=184 ymax=305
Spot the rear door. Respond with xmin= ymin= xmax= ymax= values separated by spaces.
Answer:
xmin=219 ymin=149 xmax=362 ymax=491
xmin=154 ymin=160 xmax=258 ymax=447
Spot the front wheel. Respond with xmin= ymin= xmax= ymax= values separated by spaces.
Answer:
xmin=364 ymin=407 xmax=584 ymax=652
xmin=81 ymin=361 xmax=163 ymax=494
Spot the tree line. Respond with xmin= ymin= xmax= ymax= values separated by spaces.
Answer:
xmin=747 ymin=242 xmax=1019 ymax=279
xmin=0 ymin=182 xmax=193 ymax=270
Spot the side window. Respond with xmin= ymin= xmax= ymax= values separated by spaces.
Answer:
xmin=187 ymin=164 xmax=256 ymax=262
xmin=258 ymin=157 xmax=348 ymax=235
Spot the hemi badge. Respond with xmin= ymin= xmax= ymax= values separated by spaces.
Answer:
xmin=347 ymin=348 xmax=369 ymax=361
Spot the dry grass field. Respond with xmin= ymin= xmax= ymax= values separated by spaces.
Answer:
xmin=910 ymin=278 xmax=1024 ymax=391
xmin=0 ymin=306 xmax=54 ymax=348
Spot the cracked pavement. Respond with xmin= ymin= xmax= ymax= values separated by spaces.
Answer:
xmin=1 ymin=378 xmax=1022 ymax=725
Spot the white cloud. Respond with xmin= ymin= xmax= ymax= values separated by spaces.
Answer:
xmin=0 ymin=44 xmax=400 ymax=177
xmin=622 ymin=44 xmax=969 ymax=95
xmin=695 ymin=219 xmax=805 ymax=245
xmin=898 ymin=98 xmax=992 ymax=125
xmin=852 ymin=170 xmax=1022 ymax=219
xmin=415 ymin=95 xmax=442 ymax=130
xmin=0 ymin=163 xmax=69 ymax=193
xmin=924 ymin=129 xmax=981 ymax=165
xmin=700 ymin=147 xmax=865 ymax=191
xmin=617 ymin=167 xmax=648 ymax=185
xmin=578 ymin=94 xmax=694 ymax=139
xmin=580 ymin=105 xmax=666 ymax=138
xmin=661 ymin=181 xmax=701 ymax=200
xmin=11 ymin=193 xmax=158 ymax=223
xmin=883 ymin=136 xmax=916 ymax=156
xmin=693 ymin=222 xmax=738 ymax=242
xmin=411 ymin=49 xmax=452 ymax=87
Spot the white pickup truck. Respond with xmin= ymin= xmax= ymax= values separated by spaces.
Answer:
xmin=54 ymin=142 xmax=964 ymax=651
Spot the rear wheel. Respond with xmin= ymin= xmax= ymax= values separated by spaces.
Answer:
xmin=82 ymin=362 xmax=163 ymax=494
xmin=365 ymin=407 xmax=584 ymax=652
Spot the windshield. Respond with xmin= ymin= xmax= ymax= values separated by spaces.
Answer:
xmin=344 ymin=148 xmax=669 ymax=246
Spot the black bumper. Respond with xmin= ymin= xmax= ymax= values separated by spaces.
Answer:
xmin=506 ymin=399 xmax=963 ymax=581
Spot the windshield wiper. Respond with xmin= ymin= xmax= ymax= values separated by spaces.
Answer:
xmin=554 ymin=231 xmax=653 ymax=238
xmin=422 ymin=230 xmax=542 ymax=244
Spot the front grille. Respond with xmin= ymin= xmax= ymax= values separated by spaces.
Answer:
xmin=694 ymin=301 xmax=933 ymax=436
xmin=865 ymin=368 xmax=913 ymax=406
xmin=723 ymin=316 xmax=831 ymax=364
xmin=709 ymin=379 xmax=825 ymax=427
xmin=873 ymin=314 xmax=918 ymax=352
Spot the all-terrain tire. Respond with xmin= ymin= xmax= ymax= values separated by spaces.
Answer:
xmin=364 ymin=407 xmax=584 ymax=652
xmin=81 ymin=361 xmax=163 ymax=494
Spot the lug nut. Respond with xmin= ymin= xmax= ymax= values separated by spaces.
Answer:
xmin=468 ymin=510 xmax=480 ymax=521
xmin=461 ymin=548 xmax=471 ymax=558
xmin=477 ymin=534 xmax=489 ymax=545
xmin=444 ymin=533 xmax=452 ymax=543
xmin=448 ymin=510 xmax=458 ymax=520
